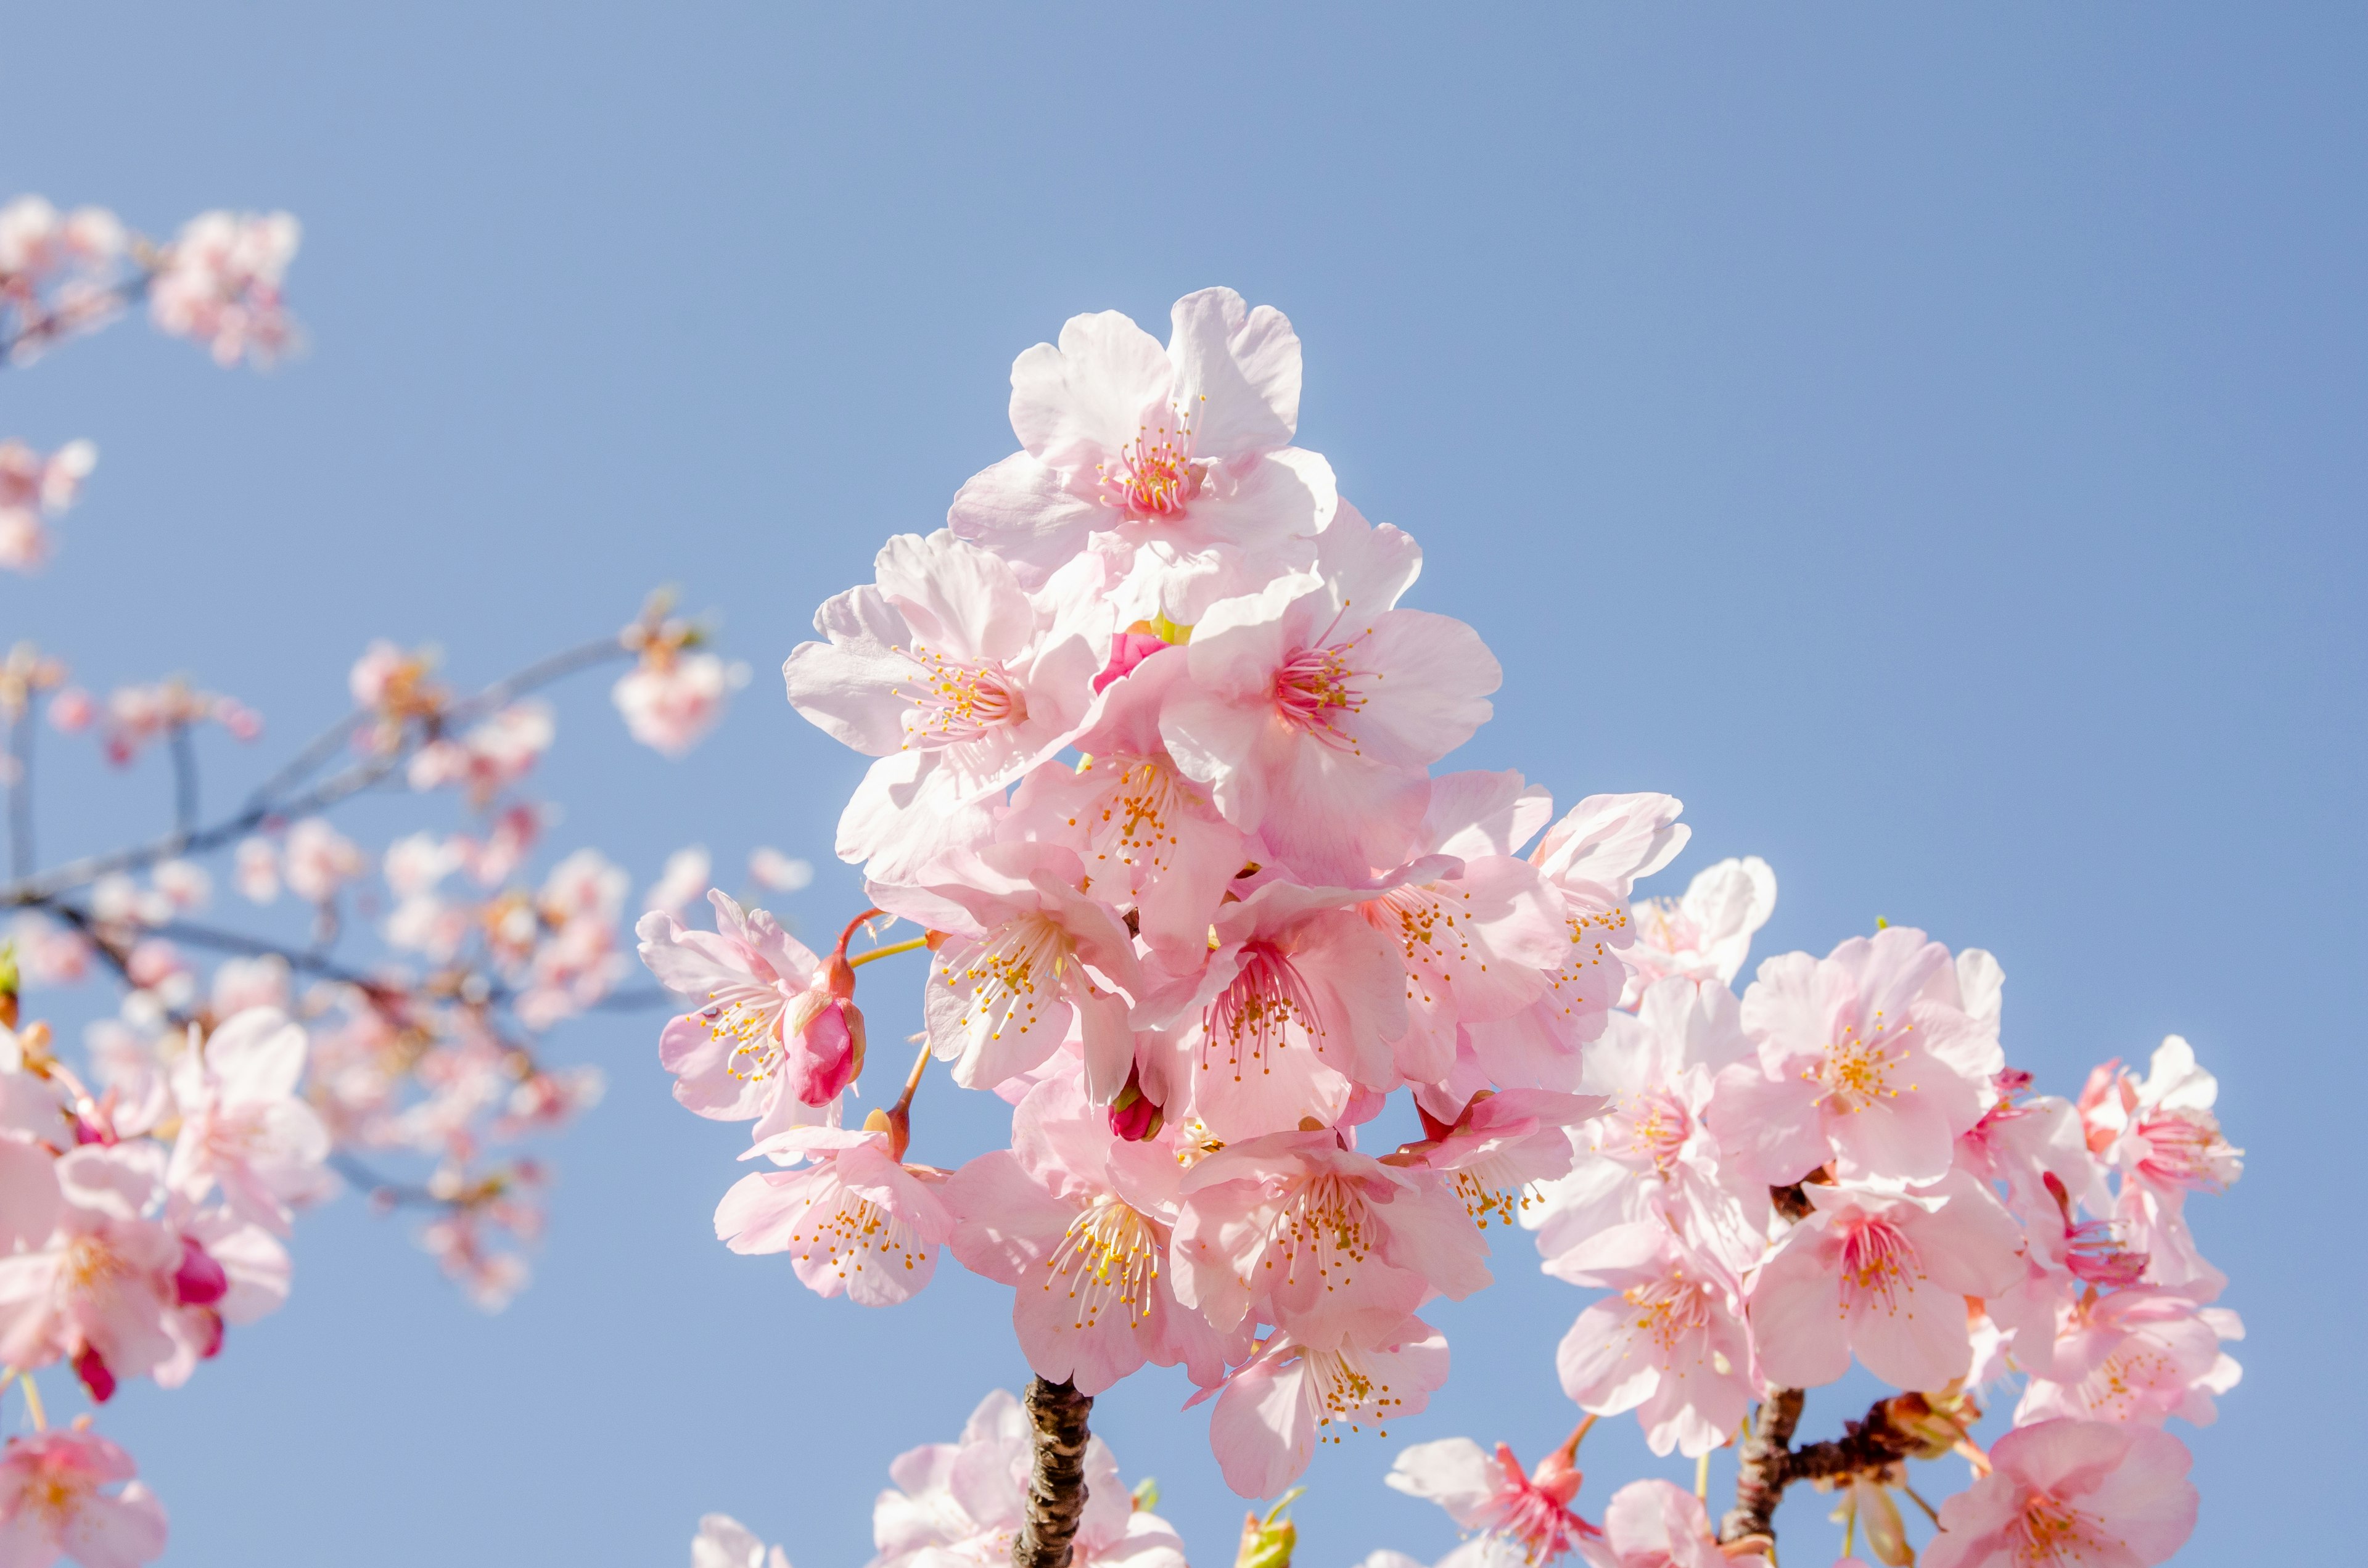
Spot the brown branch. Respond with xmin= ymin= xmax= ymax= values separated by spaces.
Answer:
xmin=1720 ymin=1387 xmax=1803 ymax=1545
xmin=1719 ymin=1390 xmax=1941 ymax=1546
xmin=1011 ymin=1376 xmax=1094 ymax=1568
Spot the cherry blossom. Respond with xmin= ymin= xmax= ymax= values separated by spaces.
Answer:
xmin=1711 ymin=927 xmax=2002 ymax=1187
xmin=1172 ymin=1128 xmax=1489 ymax=1340
xmin=881 ymin=842 xmax=1140 ymax=1095
xmin=692 ymin=1515 xmax=791 ymax=1568
xmin=1159 ymin=505 xmax=1499 ymax=884
xmin=1620 ymin=855 xmax=1777 ymax=1003
xmin=1920 ymin=1419 xmax=2195 ymax=1568
xmin=165 ymin=1008 xmax=335 ymax=1233
xmin=639 ymin=892 xmax=858 ymax=1132
xmin=1132 ymin=878 xmax=1406 ymax=1139
xmin=0 ymin=1425 xmax=168 ymax=1568
xmin=945 ymin=1068 xmax=1241 ymax=1393
xmin=1386 ymin=1434 xmax=1603 ymax=1564
xmin=785 ymin=530 xmax=1111 ymax=878
xmin=716 ymin=1126 xmax=953 ymax=1306
xmin=146 ymin=210 xmax=301 ymax=367
xmin=614 ymin=647 xmax=745 ymax=757
xmin=1460 ymin=793 xmax=1687 ymax=1093
xmin=1587 ymin=1480 xmax=1765 ymax=1568
xmin=1746 ymin=1173 xmax=2025 ymax=1392
xmin=947 ymin=287 xmax=1334 ymax=620
xmin=2078 ymin=1035 xmax=2241 ymax=1297
xmin=1546 ymin=1221 xmax=1754 ymax=1459
xmin=0 ymin=440 xmax=96 ymax=573
xmin=1204 ymin=1315 xmax=1449 ymax=1499
xmin=866 ymin=1388 xmax=1185 ymax=1568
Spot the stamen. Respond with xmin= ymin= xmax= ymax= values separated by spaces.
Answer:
xmin=1204 ymin=941 xmax=1326 ymax=1080
xmin=1043 ymin=1197 xmax=1161 ymax=1330
xmin=890 ymin=644 xmax=1027 ymax=749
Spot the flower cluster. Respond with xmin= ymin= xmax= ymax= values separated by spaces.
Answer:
xmin=0 ymin=195 xmax=300 ymax=369
xmin=653 ymin=290 xmax=2241 ymax=1568
xmin=654 ymin=287 xmax=1672 ymax=1497
xmin=692 ymin=1387 xmax=1184 ymax=1568
xmin=0 ymin=441 xmax=97 ymax=575
xmin=0 ymin=1001 xmax=324 ymax=1567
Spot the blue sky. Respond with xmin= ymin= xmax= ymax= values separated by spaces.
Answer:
xmin=1 ymin=6 xmax=2360 ymax=1564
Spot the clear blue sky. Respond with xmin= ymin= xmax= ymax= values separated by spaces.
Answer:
xmin=2 ymin=6 xmax=2359 ymax=1565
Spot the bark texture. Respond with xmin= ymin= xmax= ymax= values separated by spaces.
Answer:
xmin=1719 ymin=1390 xmax=1941 ymax=1545
xmin=1011 ymin=1376 xmax=1095 ymax=1568
xmin=1719 ymin=1387 xmax=1804 ymax=1545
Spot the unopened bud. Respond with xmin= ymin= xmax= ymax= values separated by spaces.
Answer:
xmin=1109 ymin=1070 xmax=1163 ymax=1142
xmin=1235 ymin=1489 xmax=1302 ymax=1568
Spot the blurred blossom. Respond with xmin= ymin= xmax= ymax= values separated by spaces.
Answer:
xmin=407 ymin=701 xmax=553 ymax=804
xmin=643 ymin=846 xmax=712 ymax=919
xmin=147 ymin=210 xmax=302 ymax=367
xmin=747 ymin=847 xmax=812 ymax=893
xmin=0 ymin=437 xmax=96 ymax=572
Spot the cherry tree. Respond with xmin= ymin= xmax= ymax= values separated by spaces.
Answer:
xmin=0 ymin=192 xmax=763 ymax=1562
xmin=669 ymin=289 xmax=2240 ymax=1568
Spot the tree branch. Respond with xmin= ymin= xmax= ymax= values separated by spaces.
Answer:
xmin=1011 ymin=1376 xmax=1094 ymax=1568
xmin=0 ymin=634 xmax=631 ymax=907
xmin=1719 ymin=1390 xmax=1942 ymax=1546
xmin=1720 ymin=1387 xmax=1803 ymax=1546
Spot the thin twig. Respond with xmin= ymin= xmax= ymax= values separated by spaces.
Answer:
xmin=1 ymin=635 xmax=631 ymax=907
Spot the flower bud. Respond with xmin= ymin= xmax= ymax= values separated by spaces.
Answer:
xmin=1108 ymin=1068 xmax=1162 ymax=1142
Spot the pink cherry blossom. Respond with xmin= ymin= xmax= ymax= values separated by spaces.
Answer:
xmin=692 ymin=1514 xmax=790 ymax=1568
xmin=1386 ymin=1434 xmax=1603 ymax=1564
xmin=614 ymin=647 xmax=744 ymax=757
xmin=2078 ymin=1036 xmax=2240 ymax=1297
xmin=1621 ymin=855 xmax=1777 ymax=1003
xmin=1746 ymin=1173 xmax=2026 ymax=1392
xmin=1460 ymin=793 xmax=1687 ymax=1092
xmin=1921 ymin=1419 xmax=2196 ymax=1568
xmin=642 ymin=847 xmax=713 ymax=921
xmin=1001 ymin=644 xmax=1246 ymax=964
xmin=866 ymin=1388 xmax=1185 ymax=1568
xmin=0 ymin=440 xmax=96 ymax=573
xmin=280 ymin=819 xmax=364 ymax=905
xmin=165 ymin=1008 xmax=334 ymax=1233
xmin=1364 ymin=773 xmax=1571 ymax=1087
xmin=945 ymin=1067 xmax=1243 ymax=1394
xmin=747 ymin=848 xmax=813 ymax=892
xmin=717 ymin=1126 xmax=953 ymax=1306
xmin=1711 ymin=927 xmax=2002 ymax=1187
xmin=1547 ymin=1221 xmax=1753 ymax=1459
xmin=0 ymin=1146 xmax=182 ymax=1393
xmin=785 ymin=530 xmax=1110 ymax=879
xmin=1172 ymin=1128 xmax=1489 ymax=1340
xmin=1206 ymin=1315 xmax=1449 ymax=1498
xmin=1133 ymin=878 xmax=1407 ymax=1139
xmin=406 ymin=701 xmax=553 ymax=803
xmin=1586 ymin=1480 xmax=1763 ymax=1568
xmin=947 ymin=288 xmax=1334 ymax=617
xmin=1527 ymin=976 xmax=1763 ymax=1275
xmin=1389 ymin=1088 xmax=1601 ymax=1234
xmin=0 ymin=1426 xmax=168 ymax=1568
xmin=638 ymin=892 xmax=858 ymax=1133
xmin=146 ymin=210 xmax=301 ymax=367
xmin=1159 ymin=505 xmax=1499 ymax=884
xmin=2014 ymin=1290 xmax=2242 ymax=1428
xmin=881 ymin=843 xmax=1140 ymax=1095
